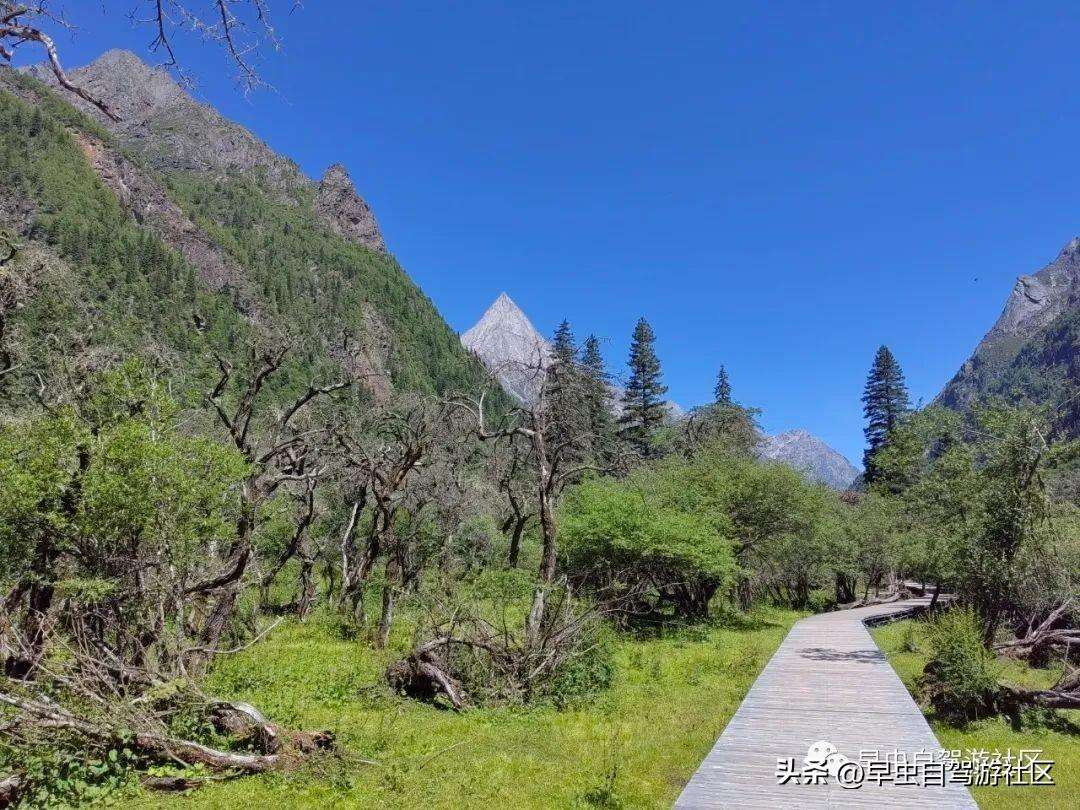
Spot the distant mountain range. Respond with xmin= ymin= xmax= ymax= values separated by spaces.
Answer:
xmin=936 ymin=237 xmax=1079 ymax=437
xmin=758 ymin=430 xmax=860 ymax=490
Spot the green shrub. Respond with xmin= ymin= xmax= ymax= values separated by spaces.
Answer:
xmin=805 ymin=589 xmax=835 ymax=614
xmin=560 ymin=475 xmax=734 ymax=621
xmin=920 ymin=608 xmax=999 ymax=722
xmin=546 ymin=625 xmax=616 ymax=708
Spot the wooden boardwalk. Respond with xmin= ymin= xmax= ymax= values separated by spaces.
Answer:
xmin=675 ymin=598 xmax=978 ymax=808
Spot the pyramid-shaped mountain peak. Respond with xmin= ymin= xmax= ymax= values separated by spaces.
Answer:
xmin=462 ymin=294 xmax=551 ymax=404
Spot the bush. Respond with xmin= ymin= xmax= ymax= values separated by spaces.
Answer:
xmin=805 ymin=589 xmax=835 ymax=614
xmin=560 ymin=475 xmax=734 ymax=621
xmin=920 ymin=608 xmax=999 ymax=722
xmin=545 ymin=624 xmax=616 ymax=708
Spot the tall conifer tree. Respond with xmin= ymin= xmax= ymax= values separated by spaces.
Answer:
xmin=619 ymin=317 xmax=668 ymax=457
xmin=552 ymin=319 xmax=577 ymax=365
xmin=581 ymin=335 xmax=614 ymax=459
xmin=861 ymin=345 xmax=910 ymax=483
xmin=546 ymin=319 xmax=585 ymax=463
xmin=714 ymin=365 xmax=732 ymax=405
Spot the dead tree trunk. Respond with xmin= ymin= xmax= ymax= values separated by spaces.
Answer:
xmin=376 ymin=555 xmax=401 ymax=649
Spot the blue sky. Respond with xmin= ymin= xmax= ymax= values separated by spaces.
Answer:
xmin=17 ymin=1 xmax=1080 ymax=464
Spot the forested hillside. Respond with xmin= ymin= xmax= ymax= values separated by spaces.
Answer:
xmin=0 ymin=57 xmax=498 ymax=407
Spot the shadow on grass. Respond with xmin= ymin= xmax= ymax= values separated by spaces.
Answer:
xmin=622 ymin=609 xmax=786 ymax=640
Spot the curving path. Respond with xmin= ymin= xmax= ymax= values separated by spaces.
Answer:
xmin=675 ymin=598 xmax=978 ymax=808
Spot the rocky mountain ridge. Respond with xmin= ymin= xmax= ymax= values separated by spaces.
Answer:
xmin=0 ymin=50 xmax=491 ymax=404
xmin=758 ymin=429 xmax=860 ymax=490
xmin=21 ymin=49 xmax=386 ymax=253
xmin=936 ymin=237 xmax=1079 ymax=436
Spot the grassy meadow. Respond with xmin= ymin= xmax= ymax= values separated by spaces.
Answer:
xmin=873 ymin=619 xmax=1080 ymax=810
xmin=127 ymin=607 xmax=799 ymax=809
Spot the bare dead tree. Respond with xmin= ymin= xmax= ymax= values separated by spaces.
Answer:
xmin=453 ymin=357 xmax=605 ymax=587
xmin=334 ymin=397 xmax=449 ymax=646
xmin=0 ymin=1 xmax=297 ymax=118
xmin=491 ymin=433 xmax=536 ymax=569
xmin=996 ymin=598 xmax=1079 ymax=666
xmin=452 ymin=356 xmax=617 ymax=656
xmin=193 ymin=344 xmax=349 ymax=669
xmin=386 ymin=575 xmax=608 ymax=710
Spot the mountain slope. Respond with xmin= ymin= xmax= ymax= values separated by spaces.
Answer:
xmin=1 ymin=52 xmax=494 ymax=403
xmin=24 ymin=49 xmax=307 ymax=192
xmin=759 ymin=429 xmax=860 ymax=489
xmin=937 ymin=237 xmax=1080 ymax=437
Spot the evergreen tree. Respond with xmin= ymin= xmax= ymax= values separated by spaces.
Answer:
xmin=552 ymin=319 xmax=577 ymax=365
xmin=861 ymin=345 xmax=911 ymax=484
xmin=714 ymin=365 xmax=732 ymax=405
xmin=545 ymin=319 xmax=586 ymax=465
xmin=581 ymin=335 xmax=615 ymax=460
xmin=619 ymin=317 xmax=668 ymax=457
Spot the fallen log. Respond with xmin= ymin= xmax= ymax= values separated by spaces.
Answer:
xmin=0 ymin=690 xmax=332 ymax=774
xmin=998 ymin=666 xmax=1080 ymax=712
xmin=996 ymin=600 xmax=1078 ymax=665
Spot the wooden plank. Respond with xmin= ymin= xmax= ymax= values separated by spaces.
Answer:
xmin=675 ymin=598 xmax=978 ymax=808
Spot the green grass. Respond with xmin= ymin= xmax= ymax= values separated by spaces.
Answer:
xmin=873 ymin=619 xmax=1080 ymax=809
xmin=131 ymin=607 xmax=799 ymax=809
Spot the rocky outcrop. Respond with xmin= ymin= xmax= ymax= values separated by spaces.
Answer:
xmin=759 ymin=429 xmax=860 ymax=490
xmin=984 ymin=238 xmax=1080 ymax=348
xmin=1 ymin=66 xmax=259 ymax=318
xmin=69 ymin=131 xmax=255 ymax=302
xmin=315 ymin=164 xmax=386 ymax=253
xmin=938 ymin=237 xmax=1080 ymax=411
xmin=461 ymin=293 xmax=551 ymax=404
xmin=20 ymin=51 xmax=388 ymax=253
xmin=23 ymin=49 xmax=307 ymax=193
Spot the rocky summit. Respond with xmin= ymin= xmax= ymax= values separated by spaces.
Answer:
xmin=936 ymin=236 xmax=1079 ymax=437
xmin=20 ymin=50 xmax=386 ymax=252
xmin=759 ymin=429 xmax=860 ymax=490
xmin=461 ymin=293 xmax=552 ymax=404
xmin=23 ymin=49 xmax=307 ymax=191
xmin=315 ymin=163 xmax=386 ymax=253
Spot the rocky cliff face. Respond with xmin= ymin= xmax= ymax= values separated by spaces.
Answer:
xmin=937 ymin=237 xmax=1080 ymax=427
xmin=21 ymin=50 xmax=387 ymax=252
xmin=759 ymin=429 xmax=860 ymax=490
xmin=24 ymin=49 xmax=307 ymax=191
xmin=461 ymin=293 xmax=551 ymax=404
xmin=315 ymin=164 xmax=386 ymax=252
xmin=982 ymin=238 xmax=1080 ymax=352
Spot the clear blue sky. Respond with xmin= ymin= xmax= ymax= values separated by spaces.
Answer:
xmin=19 ymin=1 xmax=1080 ymax=464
